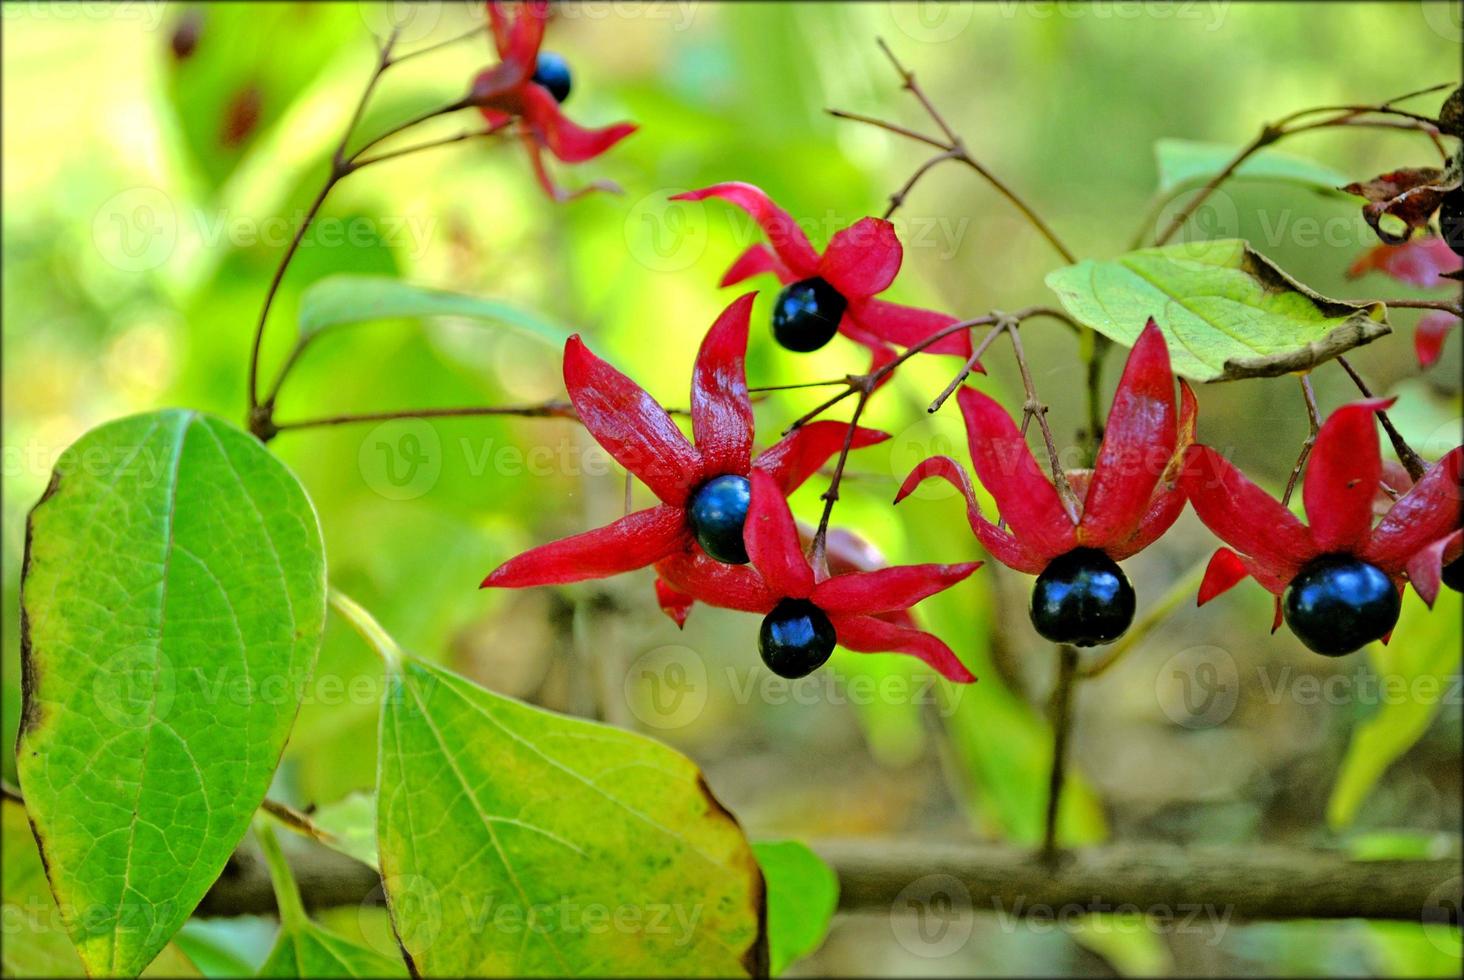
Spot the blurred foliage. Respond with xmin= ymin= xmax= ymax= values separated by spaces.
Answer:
xmin=2 ymin=2 xmax=1459 ymax=976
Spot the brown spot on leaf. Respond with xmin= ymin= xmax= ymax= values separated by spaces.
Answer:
xmin=695 ymin=773 xmax=769 ymax=978
xmin=169 ymin=8 xmax=202 ymax=62
xmin=220 ymin=84 xmax=263 ymax=149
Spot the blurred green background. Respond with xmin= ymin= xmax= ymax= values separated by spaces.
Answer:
xmin=2 ymin=1 xmax=1460 ymax=976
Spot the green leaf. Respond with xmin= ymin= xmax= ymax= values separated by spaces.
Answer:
xmin=307 ymin=792 xmax=380 ymax=871
xmin=297 ymin=275 xmax=570 ymax=347
xmin=753 ymin=841 xmax=838 ymax=976
xmin=1044 ymin=239 xmax=1389 ymax=381
xmin=1 ymin=799 xmax=200 ymax=978
xmin=16 ymin=410 xmax=326 ymax=977
xmin=1154 ymin=139 xmax=1352 ymax=196
xmin=1327 ymin=589 xmax=1462 ymax=829
xmin=254 ymin=822 xmax=407 ymax=978
xmin=331 ymin=594 xmax=768 ymax=977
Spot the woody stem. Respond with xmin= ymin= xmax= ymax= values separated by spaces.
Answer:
xmin=1041 ymin=644 xmax=1080 ymax=863
xmin=1281 ymin=374 xmax=1321 ymax=506
xmin=1336 ymin=356 xmax=1428 ymax=480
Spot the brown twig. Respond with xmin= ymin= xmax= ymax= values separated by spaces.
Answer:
xmin=1041 ymin=645 xmax=1080 ymax=864
xmin=1336 ymin=356 xmax=1429 ymax=480
xmin=1007 ymin=325 xmax=1081 ymax=522
xmin=927 ymin=320 xmax=1012 ymax=413
xmin=831 ymin=40 xmax=1077 ymax=265
xmin=1281 ymin=374 xmax=1322 ymax=506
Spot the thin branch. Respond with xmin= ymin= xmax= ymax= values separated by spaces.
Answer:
xmin=1336 ymin=356 xmax=1429 ymax=480
xmin=1007 ymin=324 xmax=1081 ymax=521
xmin=927 ymin=320 xmax=1011 ymax=413
xmin=1152 ymin=126 xmax=1281 ymax=247
xmin=1041 ymin=644 xmax=1080 ymax=864
xmin=1281 ymin=374 xmax=1321 ymax=506
xmin=387 ymin=22 xmax=487 ymax=66
xmin=884 ymin=149 xmax=961 ymax=219
xmin=809 ymin=382 xmax=875 ymax=573
xmin=272 ymin=401 xmax=579 ymax=433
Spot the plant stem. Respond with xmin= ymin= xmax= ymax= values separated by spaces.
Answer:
xmin=833 ymin=40 xmax=1078 ymax=265
xmin=1041 ymin=644 xmax=1080 ymax=863
xmin=272 ymin=401 xmax=580 ymax=433
xmin=1078 ymin=555 xmax=1212 ymax=679
xmin=1281 ymin=374 xmax=1321 ymax=506
xmin=809 ymin=382 xmax=874 ymax=573
xmin=1007 ymin=324 xmax=1081 ymax=521
xmin=1336 ymin=356 xmax=1429 ymax=480
xmin=927 ymin=320 xmax=1011 ymax=413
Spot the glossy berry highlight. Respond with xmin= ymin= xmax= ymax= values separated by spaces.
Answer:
xmin=531 ymin=51 xmax=572 ymax=103
xmin=1283 ymin=554 xmax=1401 ymax=656
xmin=758 ymin=598 xmax=837 ymax=678
xmin=771 ymin=277 xmax=847 ymax=352
xmin=687 ymin=474 xmax=751 ymax=564
xmin=1029 ymin=548 xmax=1136 ymax=647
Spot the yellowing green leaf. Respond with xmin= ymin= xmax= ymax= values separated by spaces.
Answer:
xmin=1 ymin=799 xmax=200 ymax=978
xmin=753 ymin=841 xmax=837 ymax=976
xmin=16 ymin=410 xmax=326 ymax=977
xmin=330 ymin=593 xmax=767 ymax=976
xmin=1045 ymin=239 xmax=1389 ymax=381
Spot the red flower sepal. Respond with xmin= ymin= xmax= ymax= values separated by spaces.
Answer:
xmin=1182 ymin=400 xmax=1464 ymax=620
xmin=670 ymin=182 xmax=973 ymax=362
xmin=656 ymin=471 xmax=980 ymax=681
xmin=482 ymin=293 xmax=890 ymax=589
xmin=470 ymin=1 xmax=636 ymax=200
xmin=895 ymin=320 xmax=1195 ymax=572
xmin=653 ymin=522 xmax=921 ymax=631
xmin=1414 ymin=312 xmax=1460 ymax=369
xmin=1346 ymin=235 xmax=1462 ymax=288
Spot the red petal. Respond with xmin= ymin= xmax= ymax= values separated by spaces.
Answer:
xmin=481 ymin=505 xmax=689 ymax=587
xmin=671 ymin=183 xmax=820 ymax=278
xmin=1415 ymin=312 xmax=1459 ymax=369
xmin=1105 ymin=484 xmax=1186 ymax=561
xmin=817 ymin=218 xmax=901 ymax=298
xmin=1346 ymin=236 xmax=1462 ymax=288
xmin=1407 ymin=530 xmax=1461 ymax=608
xmin=721 ymin=244 xmax=794 ymax=287
xmin=1197 ymin=547 xmax=1249 ymax=605
xmin=655 ymin=552 xmax=778 ymax=613
xmin=813 ymin=562 xmax=980 ymax=615
xmin=894 ymin=456 xmax=1045 ymax=573
xmin=1079 ymin=320 xmax=1177 ymax=548
xmin=828 ymin=614 xmax=976 ymax=683
xmin=956 ymin=387 xmax=1077 ymax=562
xmin=1179 ymin=445 xmax=1313 ymax=579
xmin=487 ymin=1 xmax=546 ymax=68
xmin=848 ymin=298 xmax=969 ymax=357
xmin=564 ymin=335 xmax=703 ymax=504
xmin=1364 ymin=447 xmax=1464 ymax=571
xmin=519 ymin=132 xmax=619 ymax=202
xmin=654 ymin=576 xmax=695 ymax=628
xmin=745 ymin=470 xmax=815 ymax=598
xmin=1271 ymin=595 xmax=1284 ymax=633
xmin=690 ymin=294 xmax=756 ymax=476
xmin=1303 ymin=400 xmax=1390 ymax=554
xmin=521 ymin=85 xmax=636 ymax=163
xmin=753 ymin=422 xmax=890 ymax=495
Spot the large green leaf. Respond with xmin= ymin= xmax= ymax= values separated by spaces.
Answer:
xmin=254 ymin=822 xmax=407 ymax=978
xmin=753 ymin=842 xmax=837 ymax=976
xmin=1 ymin=799 xmax=199 ymax=978
xmin=16 ymin=410 xmax=326 ymax=977
xmin=297 ymin=275 xmax=570 ymax=347
xmin=1327 ymin=589 xmax=1462 ymax=829
xmin=330 ymin=594 xmax=767 ymax=977
xmin=1045 ymin=239 xmax=1389 ymax=381
xmin=1154 ymin=139 xmax=1352 ymax=196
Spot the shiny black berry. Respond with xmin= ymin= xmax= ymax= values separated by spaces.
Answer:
xmin=1283 ymin=554 xmax=1401 ymax=656
xmin=759 ymin=599 xmax=836 ymax=678
xmin=1440 ymin=188 xmax=1463 ymax=260
xmin=531 ymin=52 xmax=572 ymax=103
xmin=1029 ymin=548 xmax=1136 ymax=647
xmin=771 ymin=277 xmax=847 ymax=352
xmin=687 ymin=474 xmax=751 ymax=564
xmin=1439 ymin=555 xmax=1463 ymax=593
